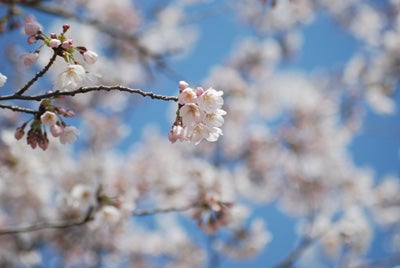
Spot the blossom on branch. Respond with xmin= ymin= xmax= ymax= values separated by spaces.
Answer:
xmin=14 ymin=99 xmax=79 ymax=150
xmin=169 ymin=81 xmax=226 ymax=144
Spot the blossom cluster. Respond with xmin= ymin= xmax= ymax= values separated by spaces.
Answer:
xmin=15 ymin=99 xmax=79 ymax=150
xmin=21 ymin=17 xmax=98 ymax=92
xmin=169 ymin=81 xmax=226 ymax=144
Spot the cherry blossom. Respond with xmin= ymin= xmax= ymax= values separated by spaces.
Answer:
xmin=197 ymin=87 xmax=224 ymax=113
xmin=24 ymin=16 xmax=41 ymax=36
xmin=40 ymin=111 xmax=58 ymax=126
xmin=54 ymin=64 xmax=87 ymax=91
xmin=19 ymin=52 xmax=39 ymax=66
xmin=59 ymin=126 xmax=80 ymax=144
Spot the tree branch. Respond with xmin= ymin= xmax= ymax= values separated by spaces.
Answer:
xmin=132 ymin=203 xmax=198 ymax=216
xmin=0 ymin=203 xmax=197 ymax=236
xmin=0 ymin=85 xmax=178 ymax=102
xmin=15 ymin=51 xmax=58 ymax=96
xmin=0 ymin=104 xmax=37 ymax=114
xmin=0 ymin=206 xmax=94 ymax=236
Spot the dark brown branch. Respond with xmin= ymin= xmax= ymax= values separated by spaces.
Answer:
xmin=0 ymin=104 xmax=37 ymax=114
xmin=0 ymin=85 xmax=178 ymax=102
xmin=15 ymin=51 xmax=58 ymax=96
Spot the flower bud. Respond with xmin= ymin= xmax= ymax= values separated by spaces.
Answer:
xmin=49 ymin=38 xmax=61 ymax=48
xmin=14 ymin=127 xmax=25 ymax=140
xmin=83 ymin=50 xmax=98 ymax=64
xmin=62 ymin=39 xmax=73 ymax=49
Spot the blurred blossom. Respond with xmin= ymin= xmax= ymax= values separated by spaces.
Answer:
xmin=19 ymin=52 xmax=39 ymax=66
xmin=0 ymin=73 xmax=6 ymax=87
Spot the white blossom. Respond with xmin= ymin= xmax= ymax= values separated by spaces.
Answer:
xmin=54 ymin=64 xmax=87 ymax=92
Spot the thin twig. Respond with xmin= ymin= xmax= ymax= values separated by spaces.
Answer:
xmin=132 ymin=203 xmax=198 ymax=216
xmin=0 ymin=85 xmax=178 ymax=102
xmin=0 ymin=203 xmax=196 ymax=236
xmin=15 ymin=51 xmax=58 ymax=96
xmin=0 ymin=207 xmax=94 ymax=236
xmin=0 ymin=104 xmax=37 ymax=114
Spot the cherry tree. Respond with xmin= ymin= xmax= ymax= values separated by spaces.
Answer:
xmin=0 ymin=0 xmax=399 ymax=267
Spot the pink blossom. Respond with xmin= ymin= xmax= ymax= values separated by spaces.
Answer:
xmin=19 ymin=52 xmax=39 ymax=66
xmin=59 ymin=126 xmax=80 ymax=144
xmin=24 ymin=16 xmax=41 ymax=35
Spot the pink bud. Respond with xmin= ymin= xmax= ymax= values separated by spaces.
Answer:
xmin=38 ymin=134 xmax=49 ymax=151
xmin=179 ymin=81 xmax=189 ymax=91
xmin=195 ymin=87 xmax=204 ymax=96
xmin=14 ymin=127 xmax=25 ymax=140
xmin=168 ymin=125 xmax=185 ymax=143
xmin=62 ymin=39 xmax=73 ymax=49
xmin=62 ymin=24 xmax=70 ymax=32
